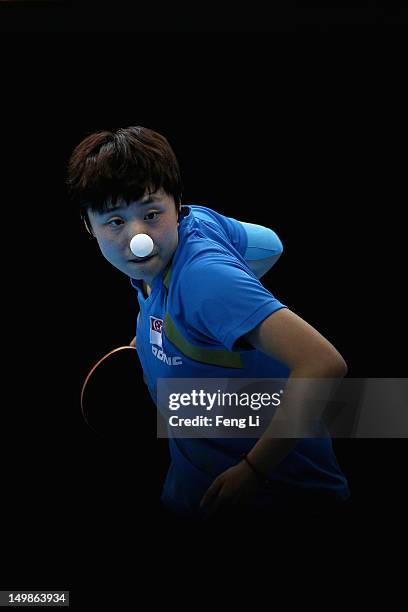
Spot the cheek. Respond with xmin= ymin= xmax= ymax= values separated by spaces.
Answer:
xmin=166 ymin=228 xmax=179 ymax=252
xmin=97 ymin=238 xmax=119 ymax=263
xmin=157 ymin=225 xmax=178 ymax=251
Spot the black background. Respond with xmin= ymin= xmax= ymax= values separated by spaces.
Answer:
xmin=1 ymin=1 xmax=408 ymax=32
xmin=1 ymin=5 xmax=407 ymax=605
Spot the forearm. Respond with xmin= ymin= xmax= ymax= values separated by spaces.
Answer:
xmin=246 ymin=365 xmax=346 ymax=478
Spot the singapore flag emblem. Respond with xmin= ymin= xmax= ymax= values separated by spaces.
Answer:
xmin=150 ymin=316 xmax=163 ymax=348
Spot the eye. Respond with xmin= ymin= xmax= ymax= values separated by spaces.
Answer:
xmin=144 ymin=211 xmax=160 ymax=221
xmin=106 ymin=218 xmax=124 ymax=228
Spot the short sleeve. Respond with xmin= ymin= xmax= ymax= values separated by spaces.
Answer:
xmin=217 ymin=214 xmax=248 ymax=256
xmin=179 ymin=253 xmax=287 ymax=351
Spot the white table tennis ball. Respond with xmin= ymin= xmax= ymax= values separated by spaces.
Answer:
xmin=130 ymin=233 xmax=154 ymax=258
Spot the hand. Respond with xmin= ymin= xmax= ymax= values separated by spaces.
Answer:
xmin=199 ymin=461 xmax=262 ymax=519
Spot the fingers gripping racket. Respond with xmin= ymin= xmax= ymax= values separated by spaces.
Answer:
xmin=80 ymin=346 xmax=139 ymax=435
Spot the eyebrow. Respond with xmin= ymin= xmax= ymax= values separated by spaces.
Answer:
xmin=102 ymin=196 xmax=158 ymax=215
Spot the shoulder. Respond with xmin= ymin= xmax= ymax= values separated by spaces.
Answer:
xmin=188 ymin=204 xmax=226 ymax=223
xmin=178 ymin=204 xmax=248 ymax=261
xmin=188 ymin=204 xmax=244 ymax=237
xmin=180 ymin=245 xmax=252 ymax=283
xmin=173 ymin=247 xmax=271 ymax=310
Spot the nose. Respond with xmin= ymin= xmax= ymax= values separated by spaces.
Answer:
xmin=127 ymin=219 xmax=147 ymax=239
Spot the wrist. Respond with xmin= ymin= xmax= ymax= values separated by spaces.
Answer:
xmin=240 ymin=453 xmax=271 ymax=486
xmin=240 ymin=458 xmax=261 ymax=482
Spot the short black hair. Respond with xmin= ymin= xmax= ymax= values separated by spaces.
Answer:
xmin=67 ymin=126 xmax=183 ymax=215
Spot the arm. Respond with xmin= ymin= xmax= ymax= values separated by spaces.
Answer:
xmin=200 ymin=309 xmax=347 ymax=515
xmin=245 ymin=308 xmax=347 ymax=374
xmin=191 ymin=206 xmax=283 ymax=278
xmin=242 ymin=308 xmax=347 ymax=474
xmin=239 ymin=221 xmax=283 ymax=278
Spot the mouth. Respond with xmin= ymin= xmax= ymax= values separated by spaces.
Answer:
xmin=128 ymin=254 xmax=156 ymax=264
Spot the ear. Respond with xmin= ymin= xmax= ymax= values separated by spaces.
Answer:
xmin=177 ymin=197 xmax=183 ymax=221
xmin=81 ymin=211 xmax=95 ymax=237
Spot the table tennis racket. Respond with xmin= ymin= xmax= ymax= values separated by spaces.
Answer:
xmin=80 ymin=346 xmax=141 ymax=435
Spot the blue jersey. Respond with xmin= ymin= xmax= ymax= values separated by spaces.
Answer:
xmin=131 ymin=205 xmax=350 ymax=516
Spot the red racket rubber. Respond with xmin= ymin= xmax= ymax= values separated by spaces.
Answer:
xmin=80 ymin=346 xmax=137 ymax=432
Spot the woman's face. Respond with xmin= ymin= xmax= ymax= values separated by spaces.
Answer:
xmin=87 ymin=188 xmax=180 ymax=285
